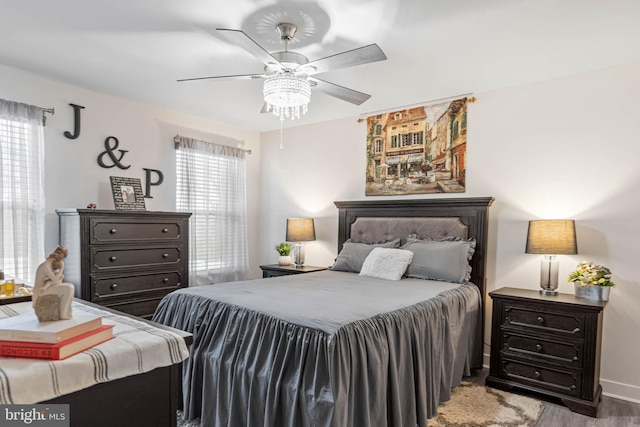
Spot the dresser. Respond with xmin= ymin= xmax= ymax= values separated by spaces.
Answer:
xmin=486 ymin=287 xmax=606 ymax=417
xmin=57 ymin=209 xmax=191 ymax=319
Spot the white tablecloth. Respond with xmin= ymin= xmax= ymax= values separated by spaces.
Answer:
xmin=0 ymin=301 xmax=189 ymax=404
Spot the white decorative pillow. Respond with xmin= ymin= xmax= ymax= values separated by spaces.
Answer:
xmin=359 ymin=248 xmax=414 ymax=281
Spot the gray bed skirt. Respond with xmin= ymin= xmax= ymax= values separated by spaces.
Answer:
xmin=153 ymin=272 xmax=481 ymax=427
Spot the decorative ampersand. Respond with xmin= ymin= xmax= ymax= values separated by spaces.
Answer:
xmin=97 ymin=136 xmax=130 ymax=169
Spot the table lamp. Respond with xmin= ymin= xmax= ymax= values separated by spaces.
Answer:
xmin=525 ymin=219 xmax=577 ymax=296
xmin=286 ymin=218 xmax=316 ymax=268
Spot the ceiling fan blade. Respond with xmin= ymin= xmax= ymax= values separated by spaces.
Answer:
xmin=303 ymin=44 xmax=386 ymax=75
xmin=177 ymin=74 xmax=264 ymax=83
xmin=309 ymin=77 xmax=372 ymax=105
xmin=217 ymin=28 xmax=282 ymax=68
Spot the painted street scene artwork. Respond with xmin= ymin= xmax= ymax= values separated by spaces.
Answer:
xmin=365 ymin=97 xmax=468 ymax=196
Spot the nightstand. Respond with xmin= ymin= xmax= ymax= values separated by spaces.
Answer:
xmin=486 ymin=287 xmax=606 ymax=417
xmin=259 ymin=264 xmax=327 ymax=278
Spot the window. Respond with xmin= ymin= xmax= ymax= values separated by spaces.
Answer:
xmin=412 ymin=131 xmax=423 ymax=145
xmin=0 ymin=100 xmax=45 ymax=282
xmin=175 ymin=136 xmax=248 ymax=285
xmin=375 ymin=124 xmax=382 ymax=135
xmin=391 ymin=135 xmax=398 ymax=148
xmin=375 ymin=139 xmax=383 ymax=153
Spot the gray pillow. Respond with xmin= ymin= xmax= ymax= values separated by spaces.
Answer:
xmin=402 ymin=237 xmax=476 ymax=283
xmin=330 ymin=238 xmax=401 ymax=273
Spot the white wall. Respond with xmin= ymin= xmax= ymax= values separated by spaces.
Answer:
xmin=259 ymin=63 xmax=640 ymax=401
xmin=0 ymin=64 xmax=263 ymax=279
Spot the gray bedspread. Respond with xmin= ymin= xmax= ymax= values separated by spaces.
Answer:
xmin=153 ymin=270 xmax=481 ymax=427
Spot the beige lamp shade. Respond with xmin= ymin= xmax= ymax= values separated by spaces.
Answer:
xmin=525 ymin=220 xmax=577 ymax=254
xmin=286 ymin=218 xmax=316 ymax=242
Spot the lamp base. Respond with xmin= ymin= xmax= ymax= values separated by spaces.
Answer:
xmin=539 ymin=255 xmax=559 ymax=297
xmin=292 ymin=242 xmax=305 ymax=268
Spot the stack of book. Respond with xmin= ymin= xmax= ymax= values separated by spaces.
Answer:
xmin=0 ymin=311 xmax=114 ymax=360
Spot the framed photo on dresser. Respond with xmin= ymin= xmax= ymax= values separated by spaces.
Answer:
xmin=110 ymin=176 xmax=146 ymax=211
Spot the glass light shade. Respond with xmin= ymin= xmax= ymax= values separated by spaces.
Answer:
xmin=263 ymin=74 xmax=311 ymax=121
xmin=525 ymin=219 xmax=577 ymax=296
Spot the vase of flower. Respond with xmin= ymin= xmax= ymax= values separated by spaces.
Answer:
xmin=275 ymin=242 xmax=292 ymax=266
xmin=568 ymin=261 xmax=614 ymax=302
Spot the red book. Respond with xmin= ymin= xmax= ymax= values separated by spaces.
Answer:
xmin=0 ymin=325 xmax=114 ymax=360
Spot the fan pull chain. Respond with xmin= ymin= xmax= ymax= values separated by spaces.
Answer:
xmin=280 ymin=119 xmax=284 ymax=149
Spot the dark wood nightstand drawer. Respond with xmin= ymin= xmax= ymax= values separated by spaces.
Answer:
xmin=502 ymin=331 xmax=582 ymax=366
xmin=500 ymin=357 xmax=581 ymax=397
xmin=92 ymin=271 xmax=184 ymax=300
xmin=260 ymin=264 xmax=327 ymax=278
xmin=91 ymin=219 xmax=185 ymax=243
xmin=504 ymin=303 xmax=585 ymax=337
xmin=91 ymin=246 xmax=184 ymax=270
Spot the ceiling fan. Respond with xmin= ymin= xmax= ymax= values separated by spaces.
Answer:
xmin=178 ymin=23 xmax=387 ymax=120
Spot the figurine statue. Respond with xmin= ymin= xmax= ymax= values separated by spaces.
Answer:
xmin=33 ymin=246 xmax=75 ymax=321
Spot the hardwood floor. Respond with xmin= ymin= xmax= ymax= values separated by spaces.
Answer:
xmin=466 ymin=369 xmax=640 ymax=426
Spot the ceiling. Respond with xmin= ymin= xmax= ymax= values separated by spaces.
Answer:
xmin=1 ymin=0 xmax=639 ymax=133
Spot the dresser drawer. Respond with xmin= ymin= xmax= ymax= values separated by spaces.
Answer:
xmin=502 ymin=331 xmax=582 ymax=366
xmin=101 ymin=297 xmax=167 ymax=320
xmin=90 ymin=219 xmax=185 ymax=243
xmin=91 ymin=246 xmax=184 ymax=271
xmin=504 ymin=303 xmax=585 ymax=337
xmin=500 ymin=357 xmax=581 ymax=397
xmin=92 ymin=271 xmax=184 ymax=301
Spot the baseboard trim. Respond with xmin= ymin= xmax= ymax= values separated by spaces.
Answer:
xmin=482 ymin=353 xmax=640 ymax=403
xmin=601 ymin=379 xmax=640 ymax=404
xmin=483 ymin=353 xmax=490 ymax=369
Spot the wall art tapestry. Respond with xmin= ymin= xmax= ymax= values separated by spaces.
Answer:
xmin=365 ymin=97 xmax=468 ymax=196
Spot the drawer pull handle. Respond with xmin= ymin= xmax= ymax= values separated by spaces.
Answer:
xmin=110 ymin=283 xmax=118 ymax=290
xmin=534 ymin=371 xmax=541 ymax=378
xmin=162 ymin=253 xmax=169 ymax=258
xmin=163 ymin=278 xmax=169 ymax=283
xmin=537 ymin=316 xmax=544 ymax=324
xmin=109 ymin=256 xmax=117 ymax=262
xmin=535 ymin=344 xmax=543 ymax=351
xmin=110 ymin=228 xmax=117 ymax=234
xmin=162 ymin=228 xmax=169 ymax=233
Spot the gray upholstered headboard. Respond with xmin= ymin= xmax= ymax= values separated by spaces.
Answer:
xmin=334 ymin=197 xmax=494 ymax=369
xmin=349 ymin=217 xmax=468 ymax=245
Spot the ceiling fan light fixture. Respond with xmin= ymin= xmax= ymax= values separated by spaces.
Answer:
xmin=263 ymin=73 xmax=311 ymax=120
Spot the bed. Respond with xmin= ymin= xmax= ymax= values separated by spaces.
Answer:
xmin=153 ymin=197 xmax=494 ymax=427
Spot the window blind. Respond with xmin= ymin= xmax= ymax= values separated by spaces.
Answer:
xmin=0 ymin=100 xmax=45 ymax=283
xmin=175 ymin=135 xmax=249 ymax=285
